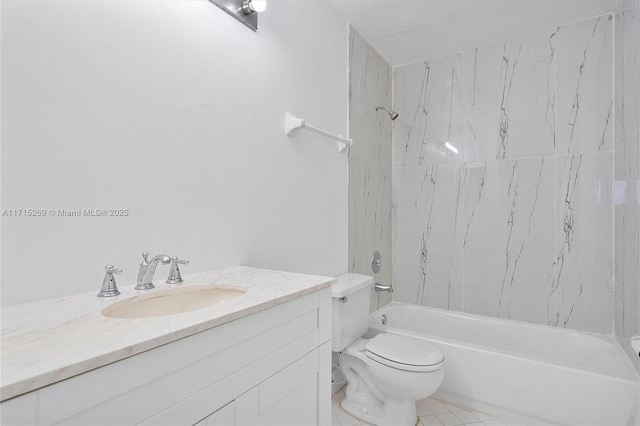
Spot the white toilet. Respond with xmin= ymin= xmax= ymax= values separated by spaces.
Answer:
xmin=333 ymin=273 xmax=445 ymax=426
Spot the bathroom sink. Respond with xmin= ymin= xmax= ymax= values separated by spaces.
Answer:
xmin=101 ymin=285 xmax=246 ymax=319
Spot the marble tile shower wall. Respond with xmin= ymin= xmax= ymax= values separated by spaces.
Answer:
xmin=392 ymin=15 xmax=616 ymax=334
xmin=349 ymin=28 xmax=393 ymax=311
xmin=614 ymin=0 xmax=640 ymax=365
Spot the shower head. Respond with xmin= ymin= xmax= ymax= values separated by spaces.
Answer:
xmin=376 ymin=106 xmax=399 ymax=121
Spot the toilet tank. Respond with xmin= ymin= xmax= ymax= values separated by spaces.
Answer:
xmin=332 ymin=273 xmax=374 ymax=352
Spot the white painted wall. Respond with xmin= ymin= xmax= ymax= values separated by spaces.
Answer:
xmin=1 ymin=0 xmax=349 ymax=306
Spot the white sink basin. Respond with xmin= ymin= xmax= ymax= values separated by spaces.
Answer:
xmin=102 ymin=285 xmax=246 ymax=319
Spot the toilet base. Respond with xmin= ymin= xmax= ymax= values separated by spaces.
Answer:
xmin=341 ymin=393 xmax=417 ymax=426
xmin=338 ymin=337 xmax=444 ymax=426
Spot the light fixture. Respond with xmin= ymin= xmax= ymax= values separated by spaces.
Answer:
xmin=242 ymin=0 xmax=266 ymax=14
xmin=208 ymin=0 xmax=267 ymax=32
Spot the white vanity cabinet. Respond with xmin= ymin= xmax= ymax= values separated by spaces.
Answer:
xmin=1 ymin=288 xmax=331 ymax=426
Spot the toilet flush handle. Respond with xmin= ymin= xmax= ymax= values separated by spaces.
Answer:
xmin=339 ymin=297 xmax=347 ymax=303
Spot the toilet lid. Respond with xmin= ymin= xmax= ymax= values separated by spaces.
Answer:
xmin=365 ymin=334 xmax=444 ymax=372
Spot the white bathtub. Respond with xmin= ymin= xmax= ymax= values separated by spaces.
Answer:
xmin=366 ymin=302 xmax=640 ymax=425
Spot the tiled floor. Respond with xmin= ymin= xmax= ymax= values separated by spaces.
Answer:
xmin=331 ymin=387 xmax=523 ymax=426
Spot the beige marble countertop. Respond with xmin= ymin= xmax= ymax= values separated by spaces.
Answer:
xmin=0 ymin=266 xmax=335 ymax=402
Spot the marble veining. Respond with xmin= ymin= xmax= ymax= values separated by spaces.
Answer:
xmin=407 ymin=62 xmax=431 ymax=167
xmin=394 ymin=29 xmax=557 ymax=168
xmin=393 ymin=163 xmax=465 ymax=311
xmin=556 ymin=15 xmax=614 ymax=155
xmin=461 ymin=162 xmax=486 ymax=249
xmin=349 ymin=156 xmax=392 ymax=297
xmin=496 ymin=42 xmax=524 ymax=159
xmin=348 ymin=27 xmax=393 ymax=311
xmin=393 ymin=15 xmax=614 ymax=334
xmin=0 ymin=266 xmax=334 ymax=401
xmin=550 ymin=154 xmax=583 ymax=327
xmin=393 ymin=55 xmax=465 ymax=167
xmin=554 ymin=153 xmax=613 ymax=333
xmin=497 ymin=158 xmax=547 ymax=319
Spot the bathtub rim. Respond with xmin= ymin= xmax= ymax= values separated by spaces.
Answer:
xmin=368 ymin=301 xmax=640 ymax=383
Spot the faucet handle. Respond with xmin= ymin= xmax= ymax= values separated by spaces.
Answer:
xmin=98 ymin=265 xmax=122 ymax=297
xmin=106 ymin=265 xmax=123 ymax=275
xmin=166 ymin=257 xmax=189 ymax=284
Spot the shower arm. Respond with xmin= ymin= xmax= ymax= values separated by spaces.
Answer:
xmin=375 ymin=106 xmax=399 ymax=120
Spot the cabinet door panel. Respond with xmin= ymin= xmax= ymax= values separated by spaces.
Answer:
xmin=139 ymin=330 xmax=320 ymax=426
xmin=258 ymin=349 xmax=319 ymax=414
xmin=258 ymin=374 xmax=318 ymax=425
xmin=236 ymin=348 xmax=320 ymax=426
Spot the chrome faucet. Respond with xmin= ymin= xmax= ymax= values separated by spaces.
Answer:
xmin=135 ymin=252 xmax=171 ymax=290
xmin=137 ymin=252 xmax=150 ymax=285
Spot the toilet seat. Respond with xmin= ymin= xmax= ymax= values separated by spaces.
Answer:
xmin=365 ymin=334 xmax=444 ymax=372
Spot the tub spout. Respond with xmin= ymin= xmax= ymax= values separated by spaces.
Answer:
xmin=374 ymin=283 xmax=393 ymax=293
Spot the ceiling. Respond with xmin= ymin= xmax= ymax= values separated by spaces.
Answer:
xmin=322 ymin=0 xmax=619 ymax=66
